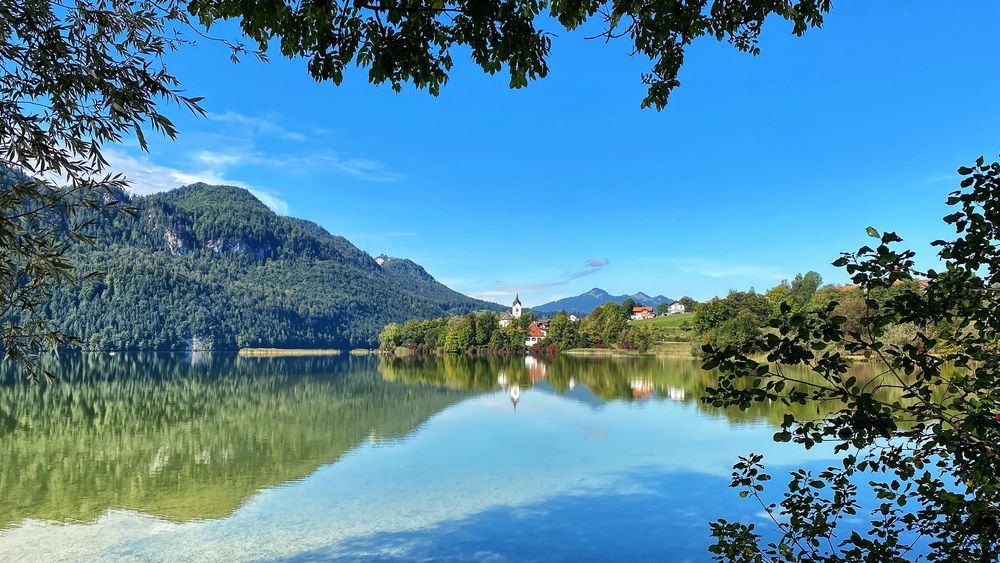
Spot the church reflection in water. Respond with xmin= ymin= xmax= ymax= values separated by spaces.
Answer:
xmin=494 ymin=355 xmax=677 ymax=410
xmin=497 ymin=356 xmax=550 ymax=409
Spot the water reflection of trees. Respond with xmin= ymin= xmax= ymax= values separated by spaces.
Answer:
xmin=0 ymin=354 xmax=469 ymax=529
xmin=0 ymin=354 xmax=939 ymax=531
xmin=377 ymin=355 xmax=919 ymax=428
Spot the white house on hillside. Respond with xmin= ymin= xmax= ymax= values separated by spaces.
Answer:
xmin=631 ymin=306 xmax=655 ymax=320
xmin=668 ymin=301 xmax=686 ymax=315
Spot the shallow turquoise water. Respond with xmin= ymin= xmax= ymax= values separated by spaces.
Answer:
xmin=0 ymin=354 xmax=852 ymax=561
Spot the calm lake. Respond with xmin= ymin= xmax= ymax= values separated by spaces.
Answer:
xmin=0 ymin=353 xmax=877 ymax=561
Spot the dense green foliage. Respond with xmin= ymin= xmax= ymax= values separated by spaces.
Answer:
xmin=706 ymin=156 xmax=1000 ymax=561
xmin=575 ymin=303 xmax=655 ymax=352
xmin=382 ymin=302 xmax=658 ymax=355
xmin=381 ymin=310 xmax=533 ymax=355
xmin=691 ymin=271 xmax=929 ymax=356
xmin=189 ymin=0 xmax=831 ymax=109
xmin=39 ymin=184 xmax=496 ymax=351
xmin=0 ymin=0 xmax=215 ymax=378
xmin=693 ymin=288 xmax=774 ymax=351
xmin=544 ymin=311 xmax=585 ymax=350
xmin=539 ymin=304 xmax=656 ymax=353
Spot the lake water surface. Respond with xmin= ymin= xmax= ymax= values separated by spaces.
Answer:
xmin=0 ymin=353 xmax=872 ymax=561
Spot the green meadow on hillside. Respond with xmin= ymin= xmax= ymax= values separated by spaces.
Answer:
xmin=629 ymin=313 xmax=695 ymax=343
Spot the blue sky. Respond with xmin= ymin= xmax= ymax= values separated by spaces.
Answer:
xmin=113 ymin=1 xmax=1000 ymax=306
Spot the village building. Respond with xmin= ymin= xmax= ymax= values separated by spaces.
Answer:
xmin=668 ymin=301 xmax=686 ymax=315
xmin=498 ymin=294 xmax=523 ymax=328
xmin=525 ymin=321 xmax=547 ymax=347
xmin=631 ymin=306 xmax=655 ymax=320
xmin=498 ymin=311 xmax=513 ymax=327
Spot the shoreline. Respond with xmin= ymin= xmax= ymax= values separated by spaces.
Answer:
xmin=237 ymin=348 xmax=343 ymax=357
xmin=563 ymin=344 xmax=696 ymax=359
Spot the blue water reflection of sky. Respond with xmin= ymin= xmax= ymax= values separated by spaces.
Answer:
xmin=0 ymin=386 xmax=845 ymax=561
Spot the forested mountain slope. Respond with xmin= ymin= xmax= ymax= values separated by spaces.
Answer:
xmin=44 ymin=184 xmax=497 ymax=350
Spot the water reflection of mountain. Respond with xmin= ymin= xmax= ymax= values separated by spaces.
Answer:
xmin=0 ymin=354 xmax=470 ymax=529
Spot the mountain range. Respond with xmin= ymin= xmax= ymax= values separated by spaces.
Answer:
xmin=44 ymin=183 xmax=499 ymax=350
xmin=532 ymin=288 xmax=674 ymax=315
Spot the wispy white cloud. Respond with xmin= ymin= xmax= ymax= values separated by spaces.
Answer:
xmin=99 ymin=110 xmax=398 ymax=215
xmin=104 ymin=148 xmax=290 ymax=214
xmin=330 ymin=157 xmax=403 ymax=183
xmin=259 ymin=154 xmax=402 ymax=183
xmin=199 ymin=111 xmax=402 ymax=182
xmin=182 ymin=149 xmax=402 ymax=184
xmin=207 ymin=111 xmax=307 ymax=142
xmin=472 ymin=259 xmax=611 ymax=300
xmin=193 ymin=150 xmax=244 ymax=167
xmin=497 ymin=269 xmax=602 ymax=293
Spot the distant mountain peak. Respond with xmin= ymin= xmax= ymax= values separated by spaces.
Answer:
xmin=172 ymin=183 xmax=271 ymax=210
xmin=534 ymin=289 xmax=674 ymax=315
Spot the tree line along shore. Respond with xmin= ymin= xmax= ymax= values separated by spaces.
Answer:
xmin=379 ymin=271 xmax=933 ymax=360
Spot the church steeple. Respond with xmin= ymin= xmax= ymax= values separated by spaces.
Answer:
xmin=511 ymin=294 xmax=522 ymax=319
xmin=513 ymin=293 xmax=521 ymax=306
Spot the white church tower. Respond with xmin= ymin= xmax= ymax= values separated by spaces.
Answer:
xmin=512 ymin=294 xmax=522 ymax=319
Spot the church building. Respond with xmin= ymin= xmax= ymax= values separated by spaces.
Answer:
xmin=498 ymin=294 xmax=523 ymax=327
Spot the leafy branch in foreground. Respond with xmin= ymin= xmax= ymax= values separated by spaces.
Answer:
xmin=704 ymin=155 xmax=1000 ymax=561
xmin=188 ymin=0 xmax=831 ymax=110
xmin=0 ymin=0 xmax=219 ymax=379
